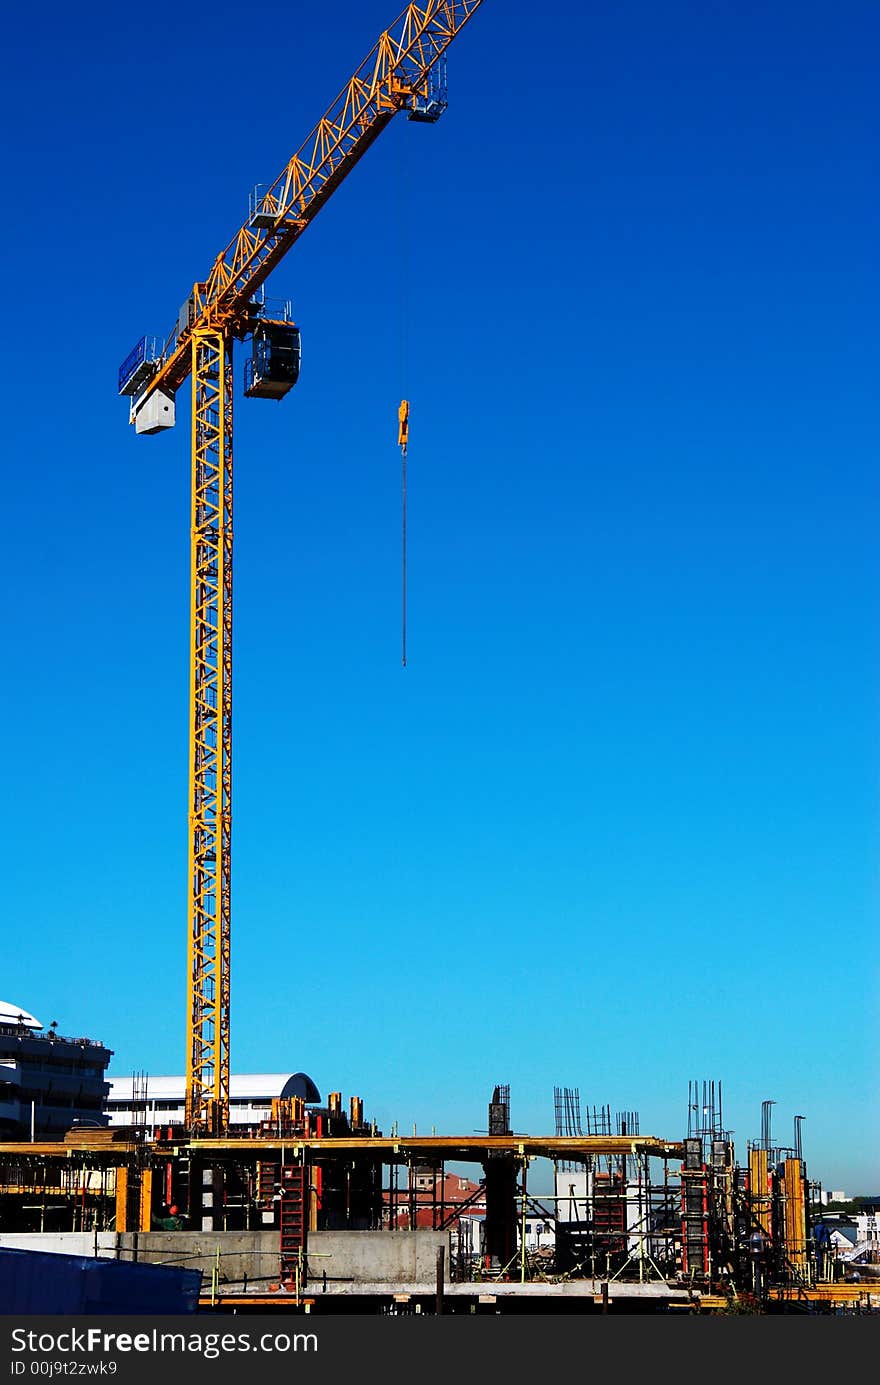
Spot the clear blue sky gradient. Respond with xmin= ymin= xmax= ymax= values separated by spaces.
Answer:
xmin=1 ymin=1 xmax=877 ymax=1191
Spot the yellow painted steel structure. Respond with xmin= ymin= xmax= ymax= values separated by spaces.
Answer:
xmin=125 ymin=2 xmax=486 ymax=1133
xmin=134 ymin=1 xmax=486 ymax=407
xmin=770 ymin=1284 xmax=880 ymax=1305
xmin=190 ymin=1134 xmax=686 ymax=1162
xmin=185 ymin=331 xmax=234 ymax=1132
xmin=0 ymin=1134 xmax=684 ymax=1162
xmin=697 ymin=1285 xmax=880 ymax=1310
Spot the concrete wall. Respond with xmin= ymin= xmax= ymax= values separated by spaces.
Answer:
xmin=130 ymin=1231 xmax=277 ymax=1287
xmin=0 ymin=1233 xmax=117 ymax=1258
xmin=0 ymin=1229 xmax=451 ymax=1291
xmin=309 ymin=1231 xmax=450 ymax=1285
xmin=0 ymin=1231 xmax=277 ymax=1289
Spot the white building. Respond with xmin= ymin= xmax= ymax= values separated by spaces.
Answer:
xmin=856 ymin=1211 xmax=880 ymax=1248
xmin=521 ymin=1213 xmax=555 ymax=1252
xmin=105 ymin=1072 xmax=321 ymax=1127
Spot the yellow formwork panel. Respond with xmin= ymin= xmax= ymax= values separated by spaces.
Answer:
xmin=782 ymin=1157 xmax=807 ymax=1269
xmin=115 ymin=1167 xmax=129 ymax=1232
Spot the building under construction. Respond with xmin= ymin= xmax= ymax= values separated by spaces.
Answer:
xmin=0 ymin=1051 xmax=873 ymax=1314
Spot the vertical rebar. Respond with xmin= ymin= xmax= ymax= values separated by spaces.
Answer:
xmin=794 ymin=1115 xmax=805 ymax=1163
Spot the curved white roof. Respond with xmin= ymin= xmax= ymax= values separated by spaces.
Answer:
xmin=0 ymin=1001 xmax=42 ymax=1030
xmin=107 ymin=1074 xmax=303 ymax=1102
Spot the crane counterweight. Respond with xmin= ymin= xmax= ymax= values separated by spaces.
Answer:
xmin=134 ymin=389 xmax=176 ymax=435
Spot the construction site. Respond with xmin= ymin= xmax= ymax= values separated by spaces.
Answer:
xmin=2 ymin=1 xmax=875 ymax=1317
xmin=0 ymin=1025 xmax=876 ymax=1313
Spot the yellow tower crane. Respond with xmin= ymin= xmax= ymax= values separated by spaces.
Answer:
xmin=118 ymin=2 xmax=485 ymax=1134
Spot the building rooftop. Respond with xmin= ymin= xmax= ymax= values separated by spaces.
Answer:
xmin=0 ymin=1001 xmax=41 ymax=1031
xmin=106 ymin=1073 xmax=321 ymax=1104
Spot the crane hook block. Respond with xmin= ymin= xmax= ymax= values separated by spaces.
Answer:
xmin=398 ymin=399 xmax=410 ymax=451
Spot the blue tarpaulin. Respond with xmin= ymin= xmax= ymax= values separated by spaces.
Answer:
xmin=0 ymin=1247 xmax=202 ymax=1314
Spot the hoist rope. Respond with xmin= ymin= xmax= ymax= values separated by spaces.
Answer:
xmin=398 ymin=400 xmax=410 ymax=667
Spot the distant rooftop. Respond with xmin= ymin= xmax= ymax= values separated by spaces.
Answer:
xmin=0 ymin=1001 xmax=110 ymax=1051
xmin=106 ymin=1073 xmax=321 ymax=1104
xmin=0 ymin=1001 xmax=41 ymax=1030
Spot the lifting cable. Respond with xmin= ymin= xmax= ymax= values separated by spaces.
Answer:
xmin=396 ymin=122 xmax=411 ymax=669
xmin=398 ymin=399 xmax=410 ymax=667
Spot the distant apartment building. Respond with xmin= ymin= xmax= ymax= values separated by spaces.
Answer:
xmin=810 ymin=1186 xmax=853 ymax=1208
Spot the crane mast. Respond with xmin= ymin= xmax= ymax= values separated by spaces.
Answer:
xmin=185 ymin=331 xmax=233 ymax=1133
xmin=119 ymin=1 xmax=485 ymax=1134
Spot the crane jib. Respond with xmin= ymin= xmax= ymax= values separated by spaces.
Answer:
xmin=124 ymin=1 xmax=484 ymax=419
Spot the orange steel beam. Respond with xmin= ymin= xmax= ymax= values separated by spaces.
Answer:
xmin=0 ymin=1134 xmax=684 ymax=1160
xmin=189 ymin=1134 xmax=686 ymax=1159
xmin=770 ymin=1285 xmax=880 ymax=1303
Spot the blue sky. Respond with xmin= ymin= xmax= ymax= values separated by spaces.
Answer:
xmin=1 ymin=1 xmax=877 ymax=1191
